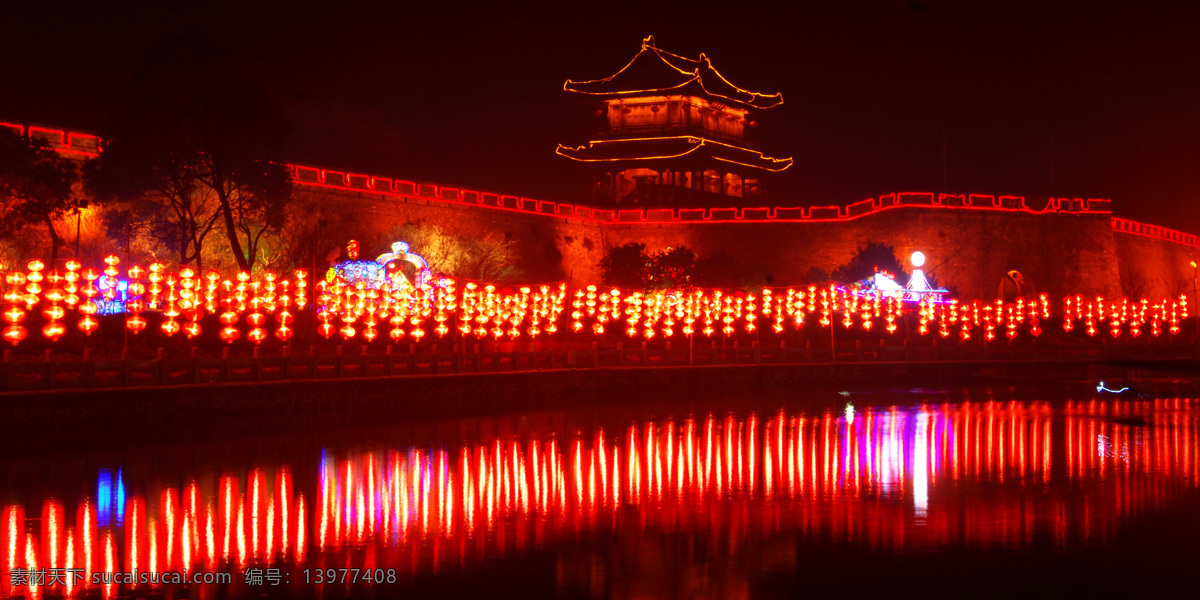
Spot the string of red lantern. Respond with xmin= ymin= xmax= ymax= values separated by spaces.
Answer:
xmin=0 ymin=259 xmax=1193 ymax=347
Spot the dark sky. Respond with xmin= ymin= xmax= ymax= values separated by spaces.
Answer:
xmin=2 ymin=1 xmax=1197 ymax=230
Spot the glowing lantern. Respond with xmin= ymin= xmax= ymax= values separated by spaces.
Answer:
xmin=126 ymin=265 xmax=146 ymax=334
xmin=77 ymin=315 xmax=99 ymax=336
xmin=219 ymin=326 xmax=240 ymax=343
xmin=248 ymin=327 xmax=268 ymax=345
xmin=101 ymin=255 xmax=119 ymax=300
xmin=183 ymin=321 xmax=202 ymax=338
xmin=147 ymin=263 xmax=165 ymax=306
xmin=41 ymin=321 xmax=66 ymax=341
xmin=3 ymin=306 xmax=25 ymax=324
xmin=126 ymin=314 xmax=148 ymax=334
xmin=25 ymin=260 xmax=44 ymax=297
xmin=63 ymin=260 xmax=81 ymax=307
xmin=2 ymin=325 xmax=26 ymax=345
xmin=161 ymin=319 xmax=182 ymax=336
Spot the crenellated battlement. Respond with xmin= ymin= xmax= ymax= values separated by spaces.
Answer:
xmin=0 ymin=122 xmax=101 ymax=158
xmin=290 ymin=163 xmax=1113 ymax=225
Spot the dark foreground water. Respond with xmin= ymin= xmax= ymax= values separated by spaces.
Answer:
xmin=3 ymin=381 xmax=1200 ymax=599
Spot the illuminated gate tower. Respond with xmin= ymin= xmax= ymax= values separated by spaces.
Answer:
xmin=557 ymin=36 xmax=793 ymax=206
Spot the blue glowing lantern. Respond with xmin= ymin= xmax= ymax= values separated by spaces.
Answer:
xmin=96 ymin=467 xmax=126 ymax=527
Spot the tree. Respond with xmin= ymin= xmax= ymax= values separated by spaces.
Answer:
xmin=647 ymin=246 xmax=696 ymax=289
xmin=831 ymin=241 xmax=906 ymax=284
xmin=693 ymin=251 xmax=745 ymax=289
xmin=87 ymin=136 xmax=222 ymax=267
xmin=0 ymin=128 xmax=81 ymax=264
xmin=384 ymin=222 xmax=521 ymax=283
xmin=89 ymin=33 xmax=292 ymax=271
xmin=599 ymin=242 xmax=651 ymax=288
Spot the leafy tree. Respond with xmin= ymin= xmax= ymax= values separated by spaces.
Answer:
xmin=831 ymin=241 xmax=906 ymax=284
xmin=0 ymin=128 xmax=81 ymax=264
xmin=802 ymin=265 xmax=832 ymax=285
xmin=383 ymin=222 xmax=521 ymax=283
xmin=88 ymin=33 xmax=292 ymax=271
xmin=87 ymin=137 xmax=222 ymax=267
xmin=599 ymin=242 xmax=651 ymax=288
xmin=693 ymin=251 xmax=751 ymax=289
xmin=647 ymin=246 xmax=696 ymax=289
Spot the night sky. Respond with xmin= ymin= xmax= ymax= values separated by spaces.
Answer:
xmin=2 ymin=1 xmax=1197 ymax=230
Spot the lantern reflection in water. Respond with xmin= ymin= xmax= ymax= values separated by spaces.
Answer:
xmin=2 ymin=398 xmax=1199 ymax=597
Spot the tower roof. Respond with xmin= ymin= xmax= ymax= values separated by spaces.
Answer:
xmin=564 ymin=36 xmax=784 ymax=110
xmin=556 ymin=136 xmax=793 ymax=172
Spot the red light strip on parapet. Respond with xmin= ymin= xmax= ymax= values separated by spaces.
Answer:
xmin=290 ymin=168 xmax=1122 ymax=227
xmin=1 ymin=123 xmax=101 ymax=157
xmin=1112 ymin=218 xmax=1200 ymax=248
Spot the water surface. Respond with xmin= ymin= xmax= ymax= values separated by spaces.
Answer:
xmin=3 ymin=383 xmax=1199 ymax=598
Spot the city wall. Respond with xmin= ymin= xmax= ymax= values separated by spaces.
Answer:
xmin=298 ymin=162 xmax=1193 ymax=299
xmin=6 ymin=122 xmax=1197 ymax=299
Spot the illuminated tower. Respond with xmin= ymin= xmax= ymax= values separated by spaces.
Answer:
xmin=557 ymin=36 xmax=792 ymax=207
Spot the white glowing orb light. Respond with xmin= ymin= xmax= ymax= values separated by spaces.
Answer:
xmin=911 ymin=251 xmax=926 ymax=268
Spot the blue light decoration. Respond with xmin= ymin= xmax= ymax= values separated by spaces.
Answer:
xmin=332 ymin=261 xmax=386 ymax=288
xmin=1096 ymin=381 xmax=1131 ymax=394
xmin=94 ymin=279 xmax=129 ymax=315
xmin=96 ymin=467 xmax=126 ymax=527
xmin=328 ymin=239 xmax=433 ymax=289
xmin=845 ymin=250 xmax=949 ymax=303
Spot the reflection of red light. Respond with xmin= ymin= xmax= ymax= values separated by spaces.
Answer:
xmin=7 ymin=398 xmax=1200 ymax=593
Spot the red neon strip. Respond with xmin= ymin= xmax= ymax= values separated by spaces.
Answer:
xmin=1112 ymin=218 xmax=1200 ymax=248
xmin=292 ymin=175 xmax=1121 ymax=227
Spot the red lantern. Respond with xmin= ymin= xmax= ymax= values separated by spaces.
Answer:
xmin=219 ymin=326 xmax=240 ymax=343
xmin=2 ymin=325 xmax=27 ymax=345
xmin=42 ymin=322 xmax=66 ymax=341
xmin=126 ymin=314 xmax=148 ymax=334
xmin=183 ymin=321 xmax=202 ymax=338
xmin=248 ymin=328 xmax=267 ymax=345
xmin=78 ymin=315 xmax=99 ymax=336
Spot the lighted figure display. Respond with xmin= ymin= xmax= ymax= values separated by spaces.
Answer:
xmin=905 ymin=251 xmax=947 ymax=301
xmin=329 ymin=240 xmax=431 ymax=290
xmin=376 ymin=241 xmax=432 ymax=288
xmin=94 ymin=279 xmax=129 ymax=316
xmin=852 ymin=251 xmax=948 ymax=303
